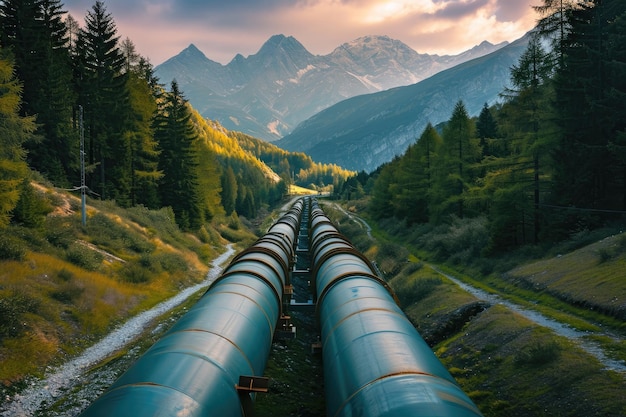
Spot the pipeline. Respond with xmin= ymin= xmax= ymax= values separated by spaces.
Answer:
xmin=77 ymin=199 xmax=304 ymax=417
xmin=78 ymin=197 xmax=482 ymax=416
xmin=309 ymin=199 xmax=483 ymax=417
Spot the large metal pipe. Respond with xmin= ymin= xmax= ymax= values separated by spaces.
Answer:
xmin=309 ymin=201 xmax=483 ymax=417
xmin=78 ymin=201 xmax=303 ymax=417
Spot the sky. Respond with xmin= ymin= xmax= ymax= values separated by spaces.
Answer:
xmin=62 ymin=0 xmax=540 ymax=66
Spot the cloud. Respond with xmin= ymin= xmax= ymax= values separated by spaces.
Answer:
xmin=432 ymin=0 xmax=490 ymax=19
xmin=62 ymin=0 xmax=537 ymax=65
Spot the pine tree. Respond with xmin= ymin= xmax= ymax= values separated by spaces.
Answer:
xmin=369 ymin=160 xmax=397 ymax=220
xmin=550 ymin=0 xmax=626 ymax=223
xmin=0 ymin=50 xmax=35 ymax=227
xmin=476 ymin=103 xmax=499 ymax=156
xmin=155 ymin=81 xmax=203 ymax=229
xmin=220 ymin=165 xmax=237 ymax=216
xmin=74 ymin=1 xmax=130 ymax=202
xmin=119 ymin=40 xmax=163 ymax=208
xmin=431 ymin=101 xmax=480 ymax=222
xmin=390 ymin=123 xmax=441 ymax=224
xmin=499 ymin=37 xmax=556 ymax=243
xmin=0 ymin=0 xmax=76 ymax=184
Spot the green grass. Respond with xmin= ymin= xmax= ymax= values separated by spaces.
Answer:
xmin=0 ymin=184 xmax=238 ymax=388
xmin=324 ymin=200 xmax=626 ymax=417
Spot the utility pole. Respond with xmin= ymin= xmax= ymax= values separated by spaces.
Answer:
xmin=80 ymin=105 xmax=86 ymax=227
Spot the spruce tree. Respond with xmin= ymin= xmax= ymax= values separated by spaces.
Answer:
xmin=155 ymin=81 xmax=203 ymax=229
xmin=0 ymin=50 xmax=36 ymax=227
xmin=500 ymin=37 xmax=555 ymax=243
xmin=74 ymin=1 xmax=130 ymax=203
xmin=550 ymin=0 xmax=626 ymax=222
xmin=121 ymin=40 xmax=162 ymax=208
xmin=431 ymin=101 xmax=479 ymax=222
xmin=220 ymin=165 xmax=237 ymax=216
xmin=0 ymin=0 xmax=76 ymax=184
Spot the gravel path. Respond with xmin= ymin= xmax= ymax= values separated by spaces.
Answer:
xmin=431 ymin=265 xmax=626 ymax=374
xmin=328 ymin=202 xmax=626 ymax=375
xmin=0 ymin=245 xmax=235 ymax=417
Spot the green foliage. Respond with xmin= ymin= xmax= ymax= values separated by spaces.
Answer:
xmin=0 ymin=51 xmax=35 ymax=227
xmin=119 ymin=262 xmax=152 ymax=284
xmin=514 ymin=340 xmax=561 ymax=366
xmin=0 ymin=230 xmax=26 ymax=260
xmin=75 ymin=1 xmax=132 ymax=203
xmin=0 ymin=0 xmax=76 ymax=185
xmin=11 ymin=179 xmax=53 ymax=228
xmin=549 ymin=0 xmax=626 ymax=229
xmin=0 ymin=290 xmax=39 ymax=339
xmin=65 ymin=242 xmax=104 ymax=270
xmin=221 ymin=165 xmax=237 ymax=215
xmin=416 ymin=216 xmax=490 ymax=264
xmin=50 ymin=280 xmax=85 ymax=304
xmin=155 ymin=81 xmax=203 ymax=230
xmin=86 ymin=212 xmax=155 ymax=255
xmin=43 ymin=216 xmax=76 ymax=249
xmin=233 ymin=131 xmax=354 ymax=190
xmin=391 ymin=265 xmax=443 ymax=307
xmin=150 ymin=252 xmax=188 ymax=274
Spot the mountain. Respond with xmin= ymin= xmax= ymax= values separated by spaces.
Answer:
xmin=154 ymin=35 xmax=507 ymax=141
xmin=276 ymin=33 xmax=531 ymax=172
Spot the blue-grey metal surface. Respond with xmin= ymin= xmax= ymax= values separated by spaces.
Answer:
xmin=310 ymin=201 xmax=483 ymax=417
xmin=78 ymin=201 xmax=303 ymax=417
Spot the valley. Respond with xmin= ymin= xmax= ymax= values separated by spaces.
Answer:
xmin=2 ymin=197 xmax=624 ymax=417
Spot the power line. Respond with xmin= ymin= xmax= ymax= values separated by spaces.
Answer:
xmin=539 ymin=203 xmax=626 ymax=214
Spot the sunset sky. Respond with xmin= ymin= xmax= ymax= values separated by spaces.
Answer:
xmin=62 ymin=0 xmax=540 ymax=65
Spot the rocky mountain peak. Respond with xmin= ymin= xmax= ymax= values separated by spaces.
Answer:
xmin=257 ymin=34 xmax=309 ymax=58
xmin=155 ymin=33 xmax=520 ymax=143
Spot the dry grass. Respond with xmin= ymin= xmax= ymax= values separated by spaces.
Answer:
xmin=0 ymin=184 xmax=225 ymax=387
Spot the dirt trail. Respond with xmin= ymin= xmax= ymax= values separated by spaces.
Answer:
xmin=0 ymin=245 xmax=235 ymax=417
xmin=329 ymin=202 xmax=626 ymax=375
xmin=431 ymin=265 xmax=626 ymax=374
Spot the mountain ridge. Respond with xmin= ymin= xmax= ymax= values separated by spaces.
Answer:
xmin=276 ymin=33 xmax=531 ymax=172
xmin=155 ymin=34 xmax=508 ymax=141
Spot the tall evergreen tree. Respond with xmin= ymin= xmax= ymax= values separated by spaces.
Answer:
xmin=220 ymin=165 xmax=237 ymax=216
xmin=390 ymin=123 xmax=441 ymax=224
xmin=499 ymin=37 xmax=556 ymax=243
xmin=550 ymin=0 xmax=626 ymax=224
xmin=476 ymin=103 xmax=499 ymax=156
xmin=431 ymin=101 xmax=479 ymax=222
xmin=117 ymin=39 xmax=163 ymax=208
xmin=0 ymin=50 xmax=36 ymax=227
xmin=74 ymin=1 xmax=130 ymax=202
xmin=369 ymin=160 xmax=397 ymax=220
xmin=0 ymin=0 xmax=76 ymax=184
xmin=155 ymin=81 xmax=203 ymax=229
xmin=533 ymin=0 xmax=582 ymax=67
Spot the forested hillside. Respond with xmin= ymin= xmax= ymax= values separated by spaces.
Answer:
xmin=0 ymin=0 xmax=347 ymax=230
xmin=339 ymin=0 xmax=626 ymax=255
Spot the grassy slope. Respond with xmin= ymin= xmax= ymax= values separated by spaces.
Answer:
xmin=325 ymin=201 xmax=626 ymax=417
xmin=0 ymin=184 xmax=254 ymax=391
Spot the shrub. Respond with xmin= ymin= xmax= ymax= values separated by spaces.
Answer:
xmin=43 ymin=216 xmax=77 ymax=249
xmin=65 ymin=242 xmax=103 ymax=270
xmin=86 ymin=212 xmax=154 ymax=254
xmin=50 ymin=281 xmax=85 ymax=303
xmin=57 ymin=268 xmax=74 ymax=281
xmin=119 ymin=262 xmax=151 ymax=284
xmin=416 ymin=216 xmax=490 ymax=263
xmin=10 ymin=179 xmax=53 ymax=228
xmin=0 ymin=232 xmax=26 ymax=261
xmin=153 ymin=251 xmax=188 ymax=273
xmin=393 ymin=275 xmax=443 ymax=307
xmin=514 ymin=340 xmax=561 ymax=366
xmin=0 ymin=291 xmax=39 ymax=339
